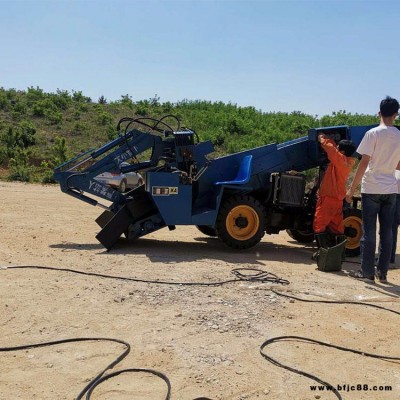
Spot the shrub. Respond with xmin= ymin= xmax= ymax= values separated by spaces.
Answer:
xmin=45 ymin=110 xmax=63 ymax=125
xmin=225 ymin=117 xmax=251 ymax=136
xmin=0 ymin=146 xmax=6 ymax=165
xmin=73 ymin=122 xmax=88 ymax=134
xmin=135 ymin=100 xmax=149 ymax=116
xmin=39 ymin=160 xmax=56 ymax=183
xmin=0 ymin=93 xmax=10 ymax=110
xmin=5 ymin=88 xmax=17 ymax=101
xmin=32 ymin=99 xmax=57 ymax=117
xmin=78 ymin=103 xmax=89 ymax=112
xmin=106 ymin=123 xmax=118 ymax=140
xmin=162 ymin=101 xmax=173 ymax=113
xmin=50 ymin=89 xmax=71 ymax=110
xmin=13 ymin=100 xmax=28 ymax=115
xmin=52 ymin=137 xmax=68 ymax=165
xmin=11 ymin=111 xmax=23 ymax=121
xmin=19 ymin=120 xmax=36 ymax=147
xmin=26 ymin=86 xmax=45 ymax=104
xmin=72 ymin=90 xmax=91 ymax=103
xmin=96 ymin=111 xmax=112 ymax=126
xmin=98 ymin=95 xmax=107 ymax=104
xmin=8 ymin=148 xmax=31 ymax=182
xmin=1 ymin=127 xmax=18 ymax=157
xmin=120 ymin=94 xmax=133 ymax=108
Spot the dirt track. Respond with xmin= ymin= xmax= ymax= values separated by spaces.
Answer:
xmin=0 ymin=181 xmax=399 ymax=400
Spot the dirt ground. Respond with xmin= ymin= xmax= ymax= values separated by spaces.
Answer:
xmin=0 ymin=181 xmax=399 ymax=400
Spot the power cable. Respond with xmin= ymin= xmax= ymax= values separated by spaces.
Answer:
xmin=260 ymin=290 xmax=400 ymax=400
xmin=0 ymin=265 xmax=288 ymax=399
xmin=271 ymin=289 xmax=400 ymax=316
xmin=4 ymin=265 xmax=400 ymax=399
xmin=0 ymin=337 xmax=171 ymax=400
xmin=0 ymin=265 xmax=290 ymax=286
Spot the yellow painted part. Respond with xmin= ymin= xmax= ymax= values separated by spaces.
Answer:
xmin=344 ymin=215 xmax=362 ymax=249
xmin=226 ymin=205 xmax=259 ymax=241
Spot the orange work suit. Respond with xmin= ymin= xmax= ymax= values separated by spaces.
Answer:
xmin=313 ymin=138 xmax=355 ymax=234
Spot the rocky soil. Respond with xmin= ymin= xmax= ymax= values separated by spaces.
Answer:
xmin=0 ymin=182 xmax=399 ymax=400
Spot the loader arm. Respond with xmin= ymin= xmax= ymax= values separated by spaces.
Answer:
xmin=54 ymin=129 xmax=168 ymax=207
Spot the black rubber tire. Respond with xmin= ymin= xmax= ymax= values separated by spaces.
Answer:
xmin=286 ymin=229 xmax=315 ymax=243
xmin=343 ymin=208 xmax=362 ymax=257
xmin=196 ymin=225 xmax=218 ymax=237
xmin=137 ymin=178 xmax=144 ymax=187
xmin=118 ymin=179 xmax=127 ymax=193
xmin=216 ymin=195 xmax=266 ymax=249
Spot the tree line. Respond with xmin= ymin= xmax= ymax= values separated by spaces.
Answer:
xmin=0 ymin=86 xmax=380 ymax=183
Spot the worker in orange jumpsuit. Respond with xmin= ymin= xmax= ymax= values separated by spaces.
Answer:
xmin=313 ymin=134 xmax=356 ymax=248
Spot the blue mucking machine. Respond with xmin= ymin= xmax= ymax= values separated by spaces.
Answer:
xmin=54 ymin=116 xmax=374 ymax=254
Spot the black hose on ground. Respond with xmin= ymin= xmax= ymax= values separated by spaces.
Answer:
xmin=0 ymin=265 xmax=290 ymax=286
xmin=261 ymin=290 xmax=400 ymax=400
xmin=0 ymin=337 xmax=171 ymax=400
xmin=0 ymin=264 xmax=288 ymax=399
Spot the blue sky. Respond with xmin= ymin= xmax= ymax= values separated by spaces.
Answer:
xmin=1 ymin=0 xmax=399 ymax=116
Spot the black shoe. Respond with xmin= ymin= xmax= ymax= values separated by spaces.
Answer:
xmin=349 ymin=270 xmax=375 ymax=283
xmin=375 ymin=271 xmax=388 ymax=283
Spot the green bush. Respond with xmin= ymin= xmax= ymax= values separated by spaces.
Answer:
xmin=26 ymin=86 xmax=45 ymax=104
xmin=52 ymin=137 xmax=68 ymax=165
xmin=45 ymin=110 xmax=63 ymax=125
xmin=8 ymin=149 xmax=31 ymax=182
xmin=0 ymin=146 xmax=6 ymax=165
xmin=120 ymin=94 xmax=133 ymax=108
xmin=98 ymin=95 xmax=107 ymax=104
xmin=13 ymin=100 xmax=28 ymax=115
xmin=50 ymin=90 xmax=70 ymax=110
xmin=1 ymin=127 xmax=18 ymax=158
xmin=39 ymin=161 xmax=56 ymax=183
xmin=135 ymin=100 xmax=149 ymax=116
xmin=72 ymin=90 xmax=91 ymax=103
xmin=78 ymin=103 xmax=89 ymax=112
xmin=11 ymin=111 xmax=24 ymax=121
xmin=32 ymin=99 xmax=57 ymax=117
xmin=0 ymin=92 xmax=10 ymax=110
xmin=106 ymin=123 xmax=118 ymax=140
xmin=18 ymin=120 xmax=36 ymax=147
xmin=73 ymin=122 xmax=88 ymax=134
xmin=96 ymin=111 xmax=113 ymax=126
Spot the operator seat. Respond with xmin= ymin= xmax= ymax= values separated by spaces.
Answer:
xmin=215 ymin=154 xmax=253 ymax=186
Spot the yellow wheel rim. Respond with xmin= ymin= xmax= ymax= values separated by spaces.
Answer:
xmin=343 ymin=215 xmax=362 ymax=249
xmin=226 ymin=205 xmax=260 ymax=241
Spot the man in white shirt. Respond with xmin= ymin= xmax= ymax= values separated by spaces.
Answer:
xmin=377 ymin=170 xmax=400 ymax=269
xmin=346 ymin=96 xmax=400 ymax=283
xmin=387 ymin=170 xmax=400 ymax=266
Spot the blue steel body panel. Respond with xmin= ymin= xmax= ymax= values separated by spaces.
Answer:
xmin=146 ymin=172 xmax=193 ymax=225
xmin=348 ymin=125 xmax=378 ymax=148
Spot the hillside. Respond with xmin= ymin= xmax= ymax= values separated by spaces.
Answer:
xmin=0 ymin=86 xmax=379 ymax=182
